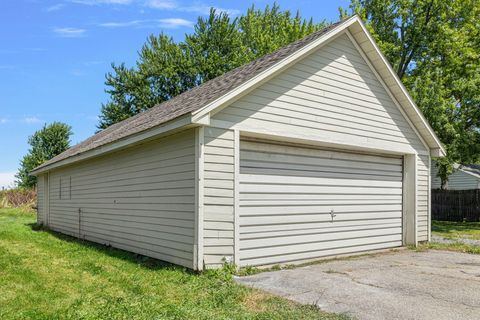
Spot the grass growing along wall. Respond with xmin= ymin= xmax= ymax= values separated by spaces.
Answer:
xmin=0 ymin=208 xmax=347 ymax=320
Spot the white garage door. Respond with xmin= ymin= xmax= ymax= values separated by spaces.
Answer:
xmin=239 ymin=140 xmax=403 ymax=266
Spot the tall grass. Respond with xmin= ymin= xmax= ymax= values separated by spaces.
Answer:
xmin=0 ymin=188 xmax=36 ymax=212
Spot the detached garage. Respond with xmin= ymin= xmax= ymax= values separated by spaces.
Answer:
xmin=32 ymin=15 xmax=445 ymax=270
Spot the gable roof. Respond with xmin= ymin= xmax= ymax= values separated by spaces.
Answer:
xmin=459 ymin=165 xmax=480 ymax=179
xmin=32 ymin=15 xmax=445 ymax=175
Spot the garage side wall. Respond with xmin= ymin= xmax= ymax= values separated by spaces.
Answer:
xmin=202 ymin=127 xmax=235 ymax=267
xmin=44 ymin=129 xmax=196 ymax=268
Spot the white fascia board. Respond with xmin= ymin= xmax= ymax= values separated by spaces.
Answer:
xmin=352 ymin=18 xmax=446 ymax=156
xmin=31 ymin=114 xmax=194 ymax=175
xmin=191 ymin=15 xmax=359 ymax=123
xmin=459 ymin=168 xmax=480 ymax=180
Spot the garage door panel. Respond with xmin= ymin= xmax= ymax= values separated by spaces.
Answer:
xmin=240 ymin=174 xmax=402 ymax=188
xmin=240 ymin=211 xmax=402 ymax=225
xmin=240 ymin=218 xmax=403 ymax=235
xmin=241 ymin=193 xmax=403 ymax=201
xmin=240 ymin=234 xmax=403 ymax=261
xmin=240 ymin=227 xmax=402 ymax=249
xmin=241 ymin=222 xmax=402 ymax=240
xmin=241 ymin=157 xmax=402 ymax=176
xmin=241 ymin=140 xmax=403 ymax=165
xmin=241 ymin=166 xmax=402 ymax=181
xmin=239 ymin=140 xmax=403 ymax=266
xmin=240 ymin=204 xmax=402 ymax=215
xmin=239 ymin=241 xmax=402 ymax=267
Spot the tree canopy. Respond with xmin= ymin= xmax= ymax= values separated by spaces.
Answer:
xmin=98 ymin=2 xmax=479 ymax=186
xmin=16 ymin=122 xmax=72 ymax=188
xmin=97 ymin=4 xmax=327 ymax=129
xmin=341 ymin=0 xmax=480 ymax=186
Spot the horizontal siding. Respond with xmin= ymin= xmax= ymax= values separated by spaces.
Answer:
xmin=36 ymin=174 xmax=46 ymax=224
xmin=202 ymin=127 xmax=235 ymax=267
xmin=212 ymin=33 xmax=428 ymax=155
xmin=447 ymin=171 xmax=480 ymax=190
xmin=47 ymin=129 xmax=196 ymax=268
xmin=432 ymin=161 xmax=480 ymax=190
xmin=238 ymin=140 xmax=403 ymax=266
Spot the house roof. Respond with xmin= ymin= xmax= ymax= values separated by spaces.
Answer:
xmin=459 ymin=165 xmax=480 ymax=179
xmin=32 ymin=15 xmax=445 ymax=175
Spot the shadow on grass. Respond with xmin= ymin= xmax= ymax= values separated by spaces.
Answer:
xmin=26 ymin=222 xmax=194 ymax=273
xmin=432 ymin=220 xmax=480 ymax=235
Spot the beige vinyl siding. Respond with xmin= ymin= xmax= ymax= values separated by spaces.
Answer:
xmin=202 ymin=127 xmax=235 ymax=267
xmin=46 ymin=129 xmax=196 ymax=268
xmin=417 ymin=155 xmax=430 ymax=241
xmin=432 ymin=163 xmax=480 ymax=190
xmin=211 ymin=32 xmax=429 ymax=244
xmin=37 ymin=174 xmax=46 ymax=224
xmin=211 ymin=33 xmax=428 ymax=155
xmin=239 ymin=140 xmax=403 ymax=266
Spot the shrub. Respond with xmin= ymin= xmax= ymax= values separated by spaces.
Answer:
xmin=0 ymin=188 xmax=37 ymax=211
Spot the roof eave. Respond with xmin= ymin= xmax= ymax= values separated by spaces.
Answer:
xmin=30 ymin=113 xmax=194 ymax=176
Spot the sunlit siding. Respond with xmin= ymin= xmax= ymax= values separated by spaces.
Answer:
xmin=202 ymin=127 xmax=235 ymax=267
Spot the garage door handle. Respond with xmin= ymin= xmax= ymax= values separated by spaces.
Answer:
xmin=330 ymin=209 xmax=337 ymax=222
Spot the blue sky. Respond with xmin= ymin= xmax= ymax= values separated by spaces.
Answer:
xmin=0 ymin=0 xmax=349 ymax=187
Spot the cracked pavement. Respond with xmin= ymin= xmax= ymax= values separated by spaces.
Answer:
xmin=235 ymin=250 xmax=480 ymax=320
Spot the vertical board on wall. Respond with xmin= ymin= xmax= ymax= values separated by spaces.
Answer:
xmin=202 ymin=127 xmax=235 ymax=268
xmin=194 ymin=127 xmax=205 ymax=270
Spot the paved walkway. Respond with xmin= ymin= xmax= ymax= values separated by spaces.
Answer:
xmin=236 ymin=250 xmax=480 ymax=320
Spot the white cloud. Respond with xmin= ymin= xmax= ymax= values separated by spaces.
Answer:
xmin=0 ymin=172 xmax=16 ymax=190
xmin=99 ymin=18 xmax=193 ymax=28
xmin=99 ymin=20 xmax=145 ymax=27
xmin=158 ymin=18 xmax=193 ymax=28
xmin=0 ymin=118 xmax=8 ymax=124
xmin=53 ymin=27 xmax=86 ymax=38
xmin=69 ymin=0 xmax=133 ymax=5
xmin=46 ymin=3 xmax=65 ymax=12
xmin=181 ymin=5 xmax=240 ymax=16
xmin=145 ymin=0 xmax=177 ymax=9
xmin=23 ymin=116 xmax=43 ymax=124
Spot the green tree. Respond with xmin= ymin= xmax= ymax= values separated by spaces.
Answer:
xmin=97 ymin=4 xmax=326 ymax=129
xmin=16 ymin=122 xmax=72 ymax=188
xmin=341 ymin=0 xmax=480 ymax=186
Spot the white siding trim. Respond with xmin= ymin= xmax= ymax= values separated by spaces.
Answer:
xmin=233 ymin=129 xmax=240 ymax=266
xmin=428 ymin=155 xmax=431 ymax=241
xmin=194 ymin=127 xmax=205 ymax=270
xmin=403 ymin=154 xmax=417 ymax=245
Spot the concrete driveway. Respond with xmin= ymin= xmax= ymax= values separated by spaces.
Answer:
xmin=236 ymin=250 xmax=480 ymax=320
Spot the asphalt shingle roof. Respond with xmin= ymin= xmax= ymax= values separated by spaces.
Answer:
xmin=34 ymin=19 xmax=344 ymax=172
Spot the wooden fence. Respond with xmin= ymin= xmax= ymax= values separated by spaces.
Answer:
xmin=431 ymin=189 xmax=480 ymax=222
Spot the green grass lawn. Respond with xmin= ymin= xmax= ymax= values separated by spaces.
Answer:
xmin=0 ymin=208 xmax=347 ymax=320
xmin=432 ymin=220 xmax=480 ymax=240
xmin=416 ymin=220 xmax=480 ymax=255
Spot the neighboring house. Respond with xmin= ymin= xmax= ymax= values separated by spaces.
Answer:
xmin=32 ymin=15 xmax=445 ymax=270
xmin=432 ymin=162 xmax=480 ymax=190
